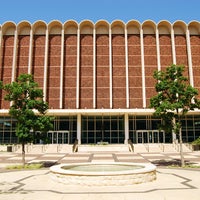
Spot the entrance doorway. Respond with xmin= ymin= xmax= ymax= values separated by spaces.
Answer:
xmin=136 ymin=130 xmax=165 ymax=143
xmin=47 ymin=131 xmax=70 ymax=144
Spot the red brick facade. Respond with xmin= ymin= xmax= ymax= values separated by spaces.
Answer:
xmin=0 ymin=20 xmax=200 ymax=110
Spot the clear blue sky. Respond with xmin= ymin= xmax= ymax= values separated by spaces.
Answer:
xmin=0 ymin=0 xmax=199 ymax=24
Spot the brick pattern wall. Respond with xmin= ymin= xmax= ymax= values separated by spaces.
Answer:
xmin=191 ymin=35 xmax=200 ymax=96
xmin=16 ymin=35 xmax=29 ymax=77
xmin=159 ymin=35 xmax=173 ymax=69
xmin=96 ymin=34 xmax=110 ymax=108
xmin=47 ymin=35 xmax=61 ymax=109
xmin=128 ymin=34 xmax=143 ymax=108
xmin=0 ymin=36 xmax=14 ymax=109
xmin=143 ymin=35 xmax=157 ymax=107
xmin=175 ymin=35 xmax=189 ymax=78
xmin=63 ymin=34 xmax=77 ymax=109
xmin=112 ymin=35 xmax=126 ymax=108
xmin=80 ymin=34 xmax=93 ymax=109
xmin=32 ymin=35 xmax=45 ymax=88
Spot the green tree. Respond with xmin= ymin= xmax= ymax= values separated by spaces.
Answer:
xmin=1 ymin=74 xmax=53 ymax=166
xmin=150 ymin=64 xmax=200 ymax=167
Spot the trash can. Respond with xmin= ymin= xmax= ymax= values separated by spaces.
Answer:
xmin=7 ymin=145 xmax=12 ymax=152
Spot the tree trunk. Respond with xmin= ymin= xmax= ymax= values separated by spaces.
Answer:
xmin=179 ymin=127 xmax=185 ymax=167
xmin=22 ymin=142 xmax=26 ymax=167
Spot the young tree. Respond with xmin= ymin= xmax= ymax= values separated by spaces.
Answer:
xmin=150 ymin=64 xmax=200 ymax=167
xmin=1 ymin=74 xmax=53 ymax=166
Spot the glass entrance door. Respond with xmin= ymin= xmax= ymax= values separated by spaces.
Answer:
xmin=136 ymin=130 xmax=165 ymax=143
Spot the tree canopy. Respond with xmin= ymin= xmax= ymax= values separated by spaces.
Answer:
xmin=150 ymin=64 xmax=200 ymax=166
xmin=0 ymin=74 xmax=53 ymax=165
xmin=150 ymin=65 xmax=200 ymax=131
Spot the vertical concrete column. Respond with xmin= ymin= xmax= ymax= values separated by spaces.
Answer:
xmin=125 ymin=27 xmax=129 ymax=108
xmin=12 ymin=29 xmax=18 ymax=82
xmin=109 ymin=26 xmax=113 ymax=108
xmin=28 ymin=29 xmax=33 ymax=74
xmin=156 ymin=27 xmax=161 ymax=71
xmin=76 ymin=27 xmax=80 ymax=109
xmin=124 ymin=113 xmax=129 ymax=144
xmin=59 ymin=27 xmax=65 ymax=108
xmin=0 ymin=28 xmax=2 ymax=73
xmin=93 ymin=27 xmax=96 ymax=108
xmin=77 ymin=114 xmax=81 ymax=144
xmin=186 ymin=28 xmax=194 ymax=86
xmin=140 ymin=28 xmax=146 ymax=108
xmin=43 ymin=28 xmax=49 ymax=101
xmin=171 ymin=27 xmax=176 ymax=64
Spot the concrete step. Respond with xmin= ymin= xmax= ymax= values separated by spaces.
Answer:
xmin=132 ymin=144 xmax=148 ymax=153
xmin=58 ymin=144 xmax=73 ymax=153
xmin=78 ymin=144 xmax=129 ymax=152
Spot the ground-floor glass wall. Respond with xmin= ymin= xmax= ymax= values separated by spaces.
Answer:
xmin=181 ymin=115 xmax=200 ymax=142
xmin=129 ymin=116 xmax=171 ymax=143
xmin=49 ymin=116 xmax=77 ymax=144
xmin=1 ymin=114 xmax=200 ymax=144
xmin=81 ymin=115 xmax=124 ymax=144
xmin=0 ymin=117 xmax=17 ymax=144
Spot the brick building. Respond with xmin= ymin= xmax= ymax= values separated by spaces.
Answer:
xmin=0 ymin=19 xmax=200 ymax=144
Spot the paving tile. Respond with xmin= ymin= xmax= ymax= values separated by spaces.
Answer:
xmin=93 ymin=154 xmax=113 ymax=158
xmin=61 ymin=156 xmax=89 ymax=160
xmin=28 ymin=159 xmax=58 ymax=163
xmin=40 ymin=154 xmax=65 ymax=157
xmin=140 ymin=153 xmax=165 ymax=157
xmin=7 ymin=156 xmax=36 ymax=160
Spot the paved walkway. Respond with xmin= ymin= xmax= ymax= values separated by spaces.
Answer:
xmin=0 ymin=151 xmax=200 ymax=199
xmin=1 ymin=151 xmax=200 ymax=166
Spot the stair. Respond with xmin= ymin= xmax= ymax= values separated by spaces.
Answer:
xmin=78 ymin=144 xmax=129 ymax=152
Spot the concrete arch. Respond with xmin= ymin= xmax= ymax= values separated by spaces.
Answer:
xmin=142 ymin=20 xmax=156 ymax=34
xmin=2 ymin=21 xmax=16 ymax=35
xmin=173 ymin=20 xmax=187 ymax=34
xmin=95 ymin=20 xmax=109 ymax=34
xmin=111 ymin=20 xmax=125 ymax=34
xmin=48 ymin=20 xmax=62 ymax=34
xmin=188 ymin=21 xmax=200 ymax=35
xmin=126 ymin=20 xmax=141 ymax=34
xmin=79 ymin=20 xmax=94 ymax=34
xmin=17 ymin=21 xmax=31 ymax=35
xmin=157 ymin=20 xmax=171 ymax=34
xmin=64 ymin=20 xmax=78 ymax=34
xmin=32 ymin=20 xmax=47 ymax=35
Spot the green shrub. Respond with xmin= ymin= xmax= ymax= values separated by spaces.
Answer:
xmin=192 ymin=137 xmax=200 ymax=145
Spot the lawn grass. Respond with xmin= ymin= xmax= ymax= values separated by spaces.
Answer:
xmin=6 ymin=163 xmax=43 ymax=170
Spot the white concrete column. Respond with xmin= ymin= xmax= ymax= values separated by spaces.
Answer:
xmin=171 ymin=27 xmax=176 ymax=64
xmin=43 ymin=28 xmax=49 ymax=101
xmin=186 ymin=28 xmax=194 ymax=86
xmin=125 ymin=27 xmax=129 ymax=108
xmin=93 ymin=27 xmax=96 ymax=108
xmin=76 ymin=27 xmax=80 ymax=109
xmin=140 ymin=28 xmax=146 ymax=108
xmin=12 ymin=29 xmax=18 ymax=82
xmin=156 ymin=28 xmax=161 ymax=71
xmin=109 ymin=26 xmax=113 ymax=108
xmin=0 ymin=28 xmax=2 ymax=73
xmin=77 ymin=114 xmax=81 ymax=144
xmin=59 ymin=27 xmax=65 ymax=108
xmin=124 ymin=113 xmax=129 ymax=144
xmin=28 ymin=29 xmax=33 ymax=74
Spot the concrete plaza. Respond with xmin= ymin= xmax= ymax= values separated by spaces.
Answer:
xmin=0 ymin=151 xmax=200 ymax=200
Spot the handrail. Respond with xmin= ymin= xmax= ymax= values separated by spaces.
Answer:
xmin=72 ymin=139 xmax=78 ymax=152
xmin=128 ymin=139 xmax=134 ymax=152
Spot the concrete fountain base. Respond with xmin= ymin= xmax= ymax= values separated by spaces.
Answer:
xmin=50 ymin=162 xmax=157 ymax=186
